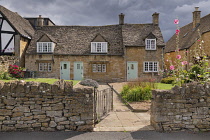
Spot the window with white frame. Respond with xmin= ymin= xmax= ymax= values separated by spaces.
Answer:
xmin=145 ymin=39 xmax=156 ymax=50
xmin=92 ymin=64 xmax=106 ymax=72
xmin=39 ymin=63 xmax=52 ymax=72
xmin=91 ymin=42 xmax=108 ymax=53
xmin=37 ymin=42 xmax=54 ymax=53
xmin=144 ymin=62 xmax=158 ymax=72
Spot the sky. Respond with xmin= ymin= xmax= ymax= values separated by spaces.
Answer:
xmin=1 ymin=0 xmax=210 ymax=42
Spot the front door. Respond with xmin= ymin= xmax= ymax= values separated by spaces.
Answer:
xmin=74 ymin=62 xmax=83 ymax=80
xmin=127 ymin=61 xmax=138 ymax=81
xmin=60 ymin=61 xmax=70 ymax=80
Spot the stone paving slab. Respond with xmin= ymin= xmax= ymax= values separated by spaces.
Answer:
xmin=94 ymin=82 xmax=154 ymax=132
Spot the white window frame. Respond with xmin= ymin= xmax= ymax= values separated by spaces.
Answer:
xmin=92 ymin=64 xmax=106 ymax=73
xmin=37 ymin=42 xmax=55 ymax=53
xmin=39 ymin=63 xmax=52 ymax=72
xmin=91 ymin=42 xmax=108 ymax=53
xmin=145 ymin=39 xmax=156 ymax=50
xmin=144 ymin=61 xmax=158 ymax=72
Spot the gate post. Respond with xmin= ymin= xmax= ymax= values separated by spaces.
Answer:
xmin=111 ymin=85 xmax=113 ymax=111
xmin=93 ymin=87 xmax=97 ymax=124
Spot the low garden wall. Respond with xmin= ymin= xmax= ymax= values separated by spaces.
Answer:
xmin=151 ymin=82 xmax=210 ymax=132
xmin=0 ymin=80 xmax=94 ymax=131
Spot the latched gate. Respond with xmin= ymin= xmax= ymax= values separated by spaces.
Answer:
xmin=94 ymin=87 xmax=113 ymax=123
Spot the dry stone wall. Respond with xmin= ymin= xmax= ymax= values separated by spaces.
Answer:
xmin=151 ymin=83 xmax=210 ymax=132
xmin=0 ymin=80 xmax=94 ymax=131
xmin=0 ymin=56 xmax=17 ymax=72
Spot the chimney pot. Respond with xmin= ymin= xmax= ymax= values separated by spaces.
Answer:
xmin=119 ymin=13 xmax=125 ymax=25
xmin=195 ymin=7 xmax=199 ymax=11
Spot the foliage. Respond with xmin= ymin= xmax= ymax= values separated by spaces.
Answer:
xmin=8 ymin=65 xmax=24 ymax=78
xmin=121 ymin=78 xmax=155 ymax=102
xmin=0 ymin=72 xmax=12 ymax=80
xmin=164 ymin=19 xmax=210 ymax=85
xmin=161 ymin=77 xmax=176 ymax=84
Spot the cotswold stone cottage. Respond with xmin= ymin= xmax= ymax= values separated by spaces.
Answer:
xmin=25 ymin=13 xmax=165 ymax=82
xmin=165 ymin=7 xmax=210 ymax=69
xmin=0 ymin=5 xmax=165 ymax=82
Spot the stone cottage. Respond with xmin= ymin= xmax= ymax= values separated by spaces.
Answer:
xmin=25 ymin=13 xmax=165 ymax=82
xmin=165 ymin=7 xmax=210 ymax=69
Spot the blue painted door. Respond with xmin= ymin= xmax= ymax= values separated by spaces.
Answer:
xmin=127 ymin=62 xmax=138 ymax=81
xmin=74 ymin=62 xmax=83 ymax=80
xmin=60 ymin=61 xmax=70 ymax=80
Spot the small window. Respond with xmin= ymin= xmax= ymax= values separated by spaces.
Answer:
xmin=39 ymin=63 xmax=52 ymax=72
xmin=145 ymin=39 xmax=156 ymax=50
xmin=37 ymin=42 xmax=54 ymax=53
xmin=92 ymin=64 xmax=106 ymax=73
xmin=63 ymin=64 xmax=67 ymax=69
xmin=77 ymin=64 xmax=80 ymax=69
xmin=131 ymin=64 xmax=134 ymax=70
xmin=91 ymin=42 xmax=107 ymax=53
xmin=144 ymin=62 xmax=158 ymax=72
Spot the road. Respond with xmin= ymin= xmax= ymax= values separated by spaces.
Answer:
xmin=0 ymin=131 xmax=210 ymax=140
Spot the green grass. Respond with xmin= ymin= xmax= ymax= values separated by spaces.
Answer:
xmin=156 ymin=83 xmax=174 ymax=90
xmin=0 ymin=78 xmax=79 ymax=85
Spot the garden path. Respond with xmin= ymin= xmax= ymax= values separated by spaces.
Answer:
xmin=94 ymin=82 xmax=154 ymax=132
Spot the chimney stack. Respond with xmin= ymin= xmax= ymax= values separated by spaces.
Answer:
xmin=119 ymin=13 xmax=125 ymax=25
xmin=152 ymin=12 xmax=159 ymax=26
xmin=37 ymin=15 xmax=44 ymax=27
xmin=193 ymin=7 xmax=201 ymax=28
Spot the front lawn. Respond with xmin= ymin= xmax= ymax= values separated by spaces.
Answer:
xmin=0 ymin=78 xmax=79 ymax=85
xmin=156 ymin=83 xmax=174 ymax=90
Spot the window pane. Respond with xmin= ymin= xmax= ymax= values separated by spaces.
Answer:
xmin=97 ymin=43 xmax=102 ymax=52
xmin=97 ymin=64 xmax=101 ymax=72
xmin=43 ymin=43 xmax=48 ymax=52
xmin=64 ymin=64 xmax=67 ymax=69
xmin=102 ymin=43 xmax=107 ymax=52
xmin=39 ymin=63 xmax=43 ymax=71
xmin=48 ymin=63 xmax=52 ymax=71
xmin=149 ymin=62 xmax=153 ymax=71
xmin=38 ymin=43 xmax=42 ymax=52
xmin=91 ymin=43 xmax=96 ymax=52
xmin=48 ymin=43 xmax=52 ymax=52
xmin=144 ymin=62 xmax=148 ymax=72
xmin=92 ymin=64 xmax=97 ymax=72
xmin=154 ymin=62 xmax=158 ymax=72
xmin=43 ymin=63 xmax=48 ymax=71
xmin=151 ymin=40 xmax=156 ymax=49
xmin=102 ymin=64 xmax=106 ymax=72
xmin=77 ymin=64 xmax=80 ymax=69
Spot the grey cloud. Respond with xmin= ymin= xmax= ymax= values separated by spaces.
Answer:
xmin=1 ymin=0 xmax=210 ymax=41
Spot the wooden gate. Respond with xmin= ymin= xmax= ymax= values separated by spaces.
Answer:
xmin=94 ymin=87 xmax=113 ymax=123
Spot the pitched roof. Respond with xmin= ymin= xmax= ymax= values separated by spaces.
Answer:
xmin=26 ymin=25 xmax=124 ymax=55
xmin=122 ymin=24 xmax=165 ymax=47
xmin=165 ymin=14 xmax=210 ymax=53
xmin=0 ymin=5 xmax=34 ymax=38
xmin=26 ymin=23 xmax=165 ymax=55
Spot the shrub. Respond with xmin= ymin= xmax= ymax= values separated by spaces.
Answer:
xmin=8 ymin=65 xmax=24 ymax=78
xmin=161 ymin=77 xmax=176 ymax=84
xmin=0 ymin=72 xmax=12 ymax=80
xmin=121 ymin=85 xmax=152 ymax=102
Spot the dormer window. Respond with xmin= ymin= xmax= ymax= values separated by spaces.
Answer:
xmin=37 ymin=42 xmax=55 ymax=53
xmin=145 ymin=39 xmax=156 ymax=50
xmin=91 ymin=42 xmax=107 ymax=53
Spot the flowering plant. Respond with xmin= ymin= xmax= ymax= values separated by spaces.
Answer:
xmin=164 ymin=19 xmax=210 ymax=85
xmin=8 ymin=65 xmax=24 ymax=78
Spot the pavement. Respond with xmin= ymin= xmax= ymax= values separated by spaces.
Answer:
xmin=1 ymin=131 xmax=210 ymax=140
xmin=94 ymin=83 xmax=154 ymax=132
